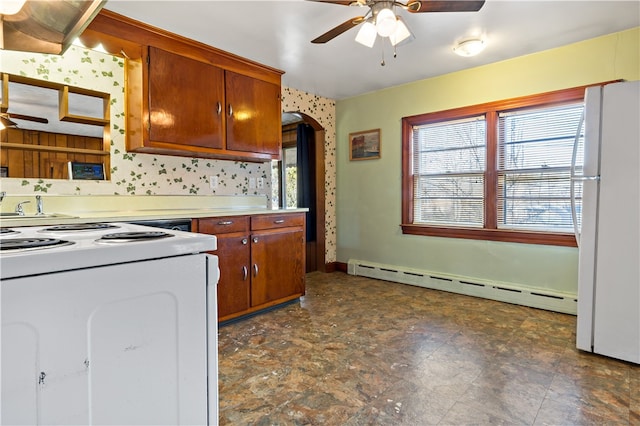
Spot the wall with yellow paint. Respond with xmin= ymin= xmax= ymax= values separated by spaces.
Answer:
xmin=335 ymin=27 xmax=639 ymax=295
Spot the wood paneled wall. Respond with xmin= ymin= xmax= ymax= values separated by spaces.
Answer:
xmin=0 ymin=128 xmax=108 ymax=179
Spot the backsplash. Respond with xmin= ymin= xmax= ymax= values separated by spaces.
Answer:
xmin=0 ymin=47 xmax=269 ymax=199
xmin=0 ymin=45 xmax=337 ymax=262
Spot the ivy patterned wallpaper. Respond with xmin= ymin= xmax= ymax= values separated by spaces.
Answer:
xmin=0 ymin=46 xmax=337 ymax=262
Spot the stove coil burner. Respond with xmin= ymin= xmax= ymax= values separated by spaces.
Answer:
xmin=0 ymin=237 xmax=74 ymax=251
xmin=0 ymin=228 xmax=19 ymax=236
xmin=41 ymin=223 xmax=120 ymax=232
xmin=97 ymin=231 xmax=174 ymax=243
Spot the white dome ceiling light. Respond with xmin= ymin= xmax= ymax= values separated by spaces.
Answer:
xmin=453 ymin=38 xmax=487 ymax=57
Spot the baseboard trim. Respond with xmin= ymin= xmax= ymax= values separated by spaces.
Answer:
xmin=346 ymin=259 xmax=577 ymax=315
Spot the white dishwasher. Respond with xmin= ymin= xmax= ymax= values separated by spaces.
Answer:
xmin=0 ymin=223 xmax=219 ymax=425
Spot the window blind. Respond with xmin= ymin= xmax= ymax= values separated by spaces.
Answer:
xmin=497 ymin=103 xmax=584 ymax=231
xmin=412 ymin=116 xmax=486 ymax=227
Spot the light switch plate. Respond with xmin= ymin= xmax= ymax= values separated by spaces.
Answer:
xmin=209 ymin=176 xmax=218 ymax=190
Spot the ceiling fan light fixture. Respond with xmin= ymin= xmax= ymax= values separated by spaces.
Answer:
xmin=389 ymin=16 xmax=412 ymax=46
xmin=453 ymin=38 xmax=486 ymax=57
xmin=355 ymin=20 xmax=377 ymax=48
xmin=375 ymin=7 xmax=397 ymax=37
xmin=0 ymin=0 xmax=26 ymax=15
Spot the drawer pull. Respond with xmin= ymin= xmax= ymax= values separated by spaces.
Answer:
xmin=218 ymin=220 xmax=233 ymax=225
xmin=242 ymin=266 xmax=248 ymax=281
xmin=274 ymin=219 xmax=285 ymax=224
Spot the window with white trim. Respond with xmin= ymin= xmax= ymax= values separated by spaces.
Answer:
xmin=401 ymin=85 xmax=594 ymax=247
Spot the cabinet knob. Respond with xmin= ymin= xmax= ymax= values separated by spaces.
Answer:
xmin=253 ymin=264 xmax=258 ymax=277
xmin=228 ymin=104 xmax=233 ymax=117
xmin=216 ymin=101 xmax=222 ymax=116
xmin=241 ymin=238 xmax=248 ymax=245
xmin=252 ymin=237 xmax=258 ymax=243
xmin=242 ymin=266 xmax=248 ymax=281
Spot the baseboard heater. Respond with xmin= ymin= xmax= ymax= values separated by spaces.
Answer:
xmin=347 ymin=259 xmax=577 ymax=315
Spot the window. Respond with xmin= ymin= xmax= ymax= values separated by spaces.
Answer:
xmin=401 ymin=85 xmax=595 ymax=247
xmin=271 ymin=142 xmax=298 ymax=208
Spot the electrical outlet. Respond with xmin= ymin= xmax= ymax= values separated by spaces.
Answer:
xmin=257 ymin=177 xmax=264 ymax=189
xmin=209 ymin=176 xmax=218 ymax=190
xmin=249 ymin=177 xmax=256 ymax=189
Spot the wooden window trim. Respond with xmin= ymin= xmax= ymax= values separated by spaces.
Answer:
xmin=401 ymin=83 xmax=618 ymax=247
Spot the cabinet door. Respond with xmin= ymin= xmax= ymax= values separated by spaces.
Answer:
xmin=225 ymin=71 xmax=281 ymax=155
xmin=216 ymin=234 xmax=251 ymax=319
xmin=148 ymin=46 xmax=224 ymax=149
xmin=251 ymin=228 xmax=305 ymax=307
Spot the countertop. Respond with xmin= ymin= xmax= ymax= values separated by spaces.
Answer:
xmin=0 ymin=195 xmax=308 ymax=227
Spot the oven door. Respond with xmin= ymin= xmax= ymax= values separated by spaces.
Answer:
xmin=2 ymin=254 xmax=213 ymax=425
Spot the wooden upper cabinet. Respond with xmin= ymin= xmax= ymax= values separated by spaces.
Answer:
xmin=84 ymin=10 xmax=284 ymax=162
xmin=147 ymin=46 xmax=224 ymax=149
xmin=225 ymin=71 xmax=281 ymax=156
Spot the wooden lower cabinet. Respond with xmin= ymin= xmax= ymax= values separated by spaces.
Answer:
xmin=195 ymin=212 xmax=305 ymax=322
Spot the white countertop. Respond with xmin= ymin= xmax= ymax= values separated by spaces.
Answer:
xmin=0 ymin=195 xmax=307 ymax=227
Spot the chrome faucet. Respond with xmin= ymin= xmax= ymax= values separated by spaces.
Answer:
xmin=15 ymin=200 xmax=30 ymax=216
xmin=36 ymin=195 xmax=44 ymax=215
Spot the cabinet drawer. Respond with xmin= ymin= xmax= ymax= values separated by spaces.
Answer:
xmin=197 ymin=216 xmax=249 ymax=234
xmin=251 ymin=213 xmax=304 ymax=231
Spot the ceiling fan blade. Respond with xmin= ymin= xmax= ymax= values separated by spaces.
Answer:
xmin=311 ymin=16 xmax=366 ymax=44
xmin=406 ymin=0 xmax=486 ymax=13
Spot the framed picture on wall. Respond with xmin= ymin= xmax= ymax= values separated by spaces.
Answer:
xmin=349 ymin=129 xmax=381 ymax=161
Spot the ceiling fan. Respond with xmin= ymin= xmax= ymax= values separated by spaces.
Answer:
xmin=310 ymin=0 xmax=486 ymax=46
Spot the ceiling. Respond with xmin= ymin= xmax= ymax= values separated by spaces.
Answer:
xmin=104 ymin=1 xmax=639 ymax=101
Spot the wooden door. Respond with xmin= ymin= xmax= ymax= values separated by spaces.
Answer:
xmin=250 ymin=228 xmax=305 ymax=307
xmin=215 ymin=234 xmax=251 ymax=319
xmin=225 ymin=71 xmax=280 ymax=155
xmin=147 ymin=46 xmax=224 ymax=149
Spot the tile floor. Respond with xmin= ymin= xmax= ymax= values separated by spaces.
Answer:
xmin=218 ymin=272 xmax=639 ymax=425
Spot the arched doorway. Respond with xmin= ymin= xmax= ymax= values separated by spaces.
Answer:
xmin=279 ymin=112 xmax=326 ymax=272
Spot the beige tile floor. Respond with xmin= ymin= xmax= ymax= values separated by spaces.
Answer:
xmin=218 ymin=272 xmax=639 ymax=425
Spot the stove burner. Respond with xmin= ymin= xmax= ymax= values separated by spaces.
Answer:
xmin=97 ymin=231 xmax=174 ymax=243
xmin=0 ymin=237 xmax=74 ymax=251
xmin=0 ymin=228 xmax=19 ymax=236
xmin=41 ymin=223 xmax=120 ymax=232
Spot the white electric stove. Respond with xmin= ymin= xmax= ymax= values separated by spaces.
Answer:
xmin=0 ymin=222 xmax=216 ymax=279
xmin=0 ymin=222 xmax=219 ymax=425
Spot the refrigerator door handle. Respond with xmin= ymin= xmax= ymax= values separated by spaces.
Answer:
xmin=570 ymin=109 xmax=585 ymax=246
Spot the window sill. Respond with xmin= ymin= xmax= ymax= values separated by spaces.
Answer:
xmin=400 ymin=224 xmax=578 ymax=247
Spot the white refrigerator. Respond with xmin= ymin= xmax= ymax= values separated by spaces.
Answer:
xmin=574 ymin=80 xmax=640 ymax=364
